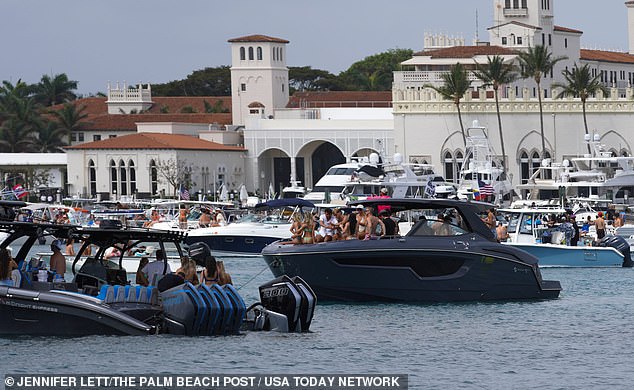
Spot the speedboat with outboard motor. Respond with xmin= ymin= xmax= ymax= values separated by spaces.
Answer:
xmin=0 ymin=201 xmax=316 ymax=336
xmin=184 ymin=198 xmax=315 ymax=256
xmin=262 ymin=199 xmax=562 ymax=302
xmin=498 ymin=206 xmax=632 ymax=267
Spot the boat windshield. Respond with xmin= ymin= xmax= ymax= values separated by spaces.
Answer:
xmin=326 ymin=167 xmax=356 ymax=175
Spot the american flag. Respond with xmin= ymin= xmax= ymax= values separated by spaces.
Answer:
xmin=478 ymin=180 xmax=494 ymax=196
xmin=180 ymin=185 xmax=190 ymax=200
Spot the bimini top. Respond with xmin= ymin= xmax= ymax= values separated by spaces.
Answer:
xmin=350 ymin=198 xmax=496 ymax=241
xmin=254 ymin=198 xmax=315 ymax=209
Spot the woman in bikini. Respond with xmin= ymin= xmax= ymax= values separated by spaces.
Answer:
xmin=200 ymin=256 xmax=219 ymax=286
xmin=301 ymin=211 xmax=314 ymax=244
xmin=356 ymin=207 xmax=367 ymax=240
xmin=290 ymin=213 xmax=304 ymax=244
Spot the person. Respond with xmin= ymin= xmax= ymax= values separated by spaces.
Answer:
xmin=144 ymin=210 xmax=160 ymax=228
xmin=570 ymin=215 xmax=580 ymax=247
xmin=136 ymin=257 xmax=150 ymax=286
xmin=216 ymin=260 xmax=232 ymax=285
xmin=595 ymin=211 xmax=606 ymax=240
xmin=185 ymin=259 xmax=199 ymax=284
xmin=175 ymin=256 xmax=190 ymax=275
xmin=199 ymin=208 xmax=212 ymax=227
xmin=142 ymin=249 xmax=172 ymax=285
xmin=486 ymin=208 xmax=497 ymax=235
xmin=355 ymin=206 xmax=368 ymax=240
xmin=613 ymin=212 xmax=624 ymax=228
xmin=214 ymin=210 xmax=227 ymax=226
xmin=301 ymin=211 xmax=315 ymax=244
xmin=379 ymin=209 xmax=397 ymax=237
xmin=316 ymin=208 xmax=337 ymax=243
xmin=200 ymin=256 xmax=219 ymax=286
xmin=0 ymin=248 xmax=18 ymax=287
xmin=432 ymin=213 xmax=453 ymax=236
xmin=334 ymin=208 xmax=350 ymax=240
xmin=496 ymin=221 xmax=509 ymax=242
xmin=289 ymin=213 xmax=304 ymax=244
xmin=607 ymin=205 xmax=616 ymax=222
xmin=50 ymin=239 xmax=66 ymax=280
xmin=365 ymin=207 xmax=385 ymax=239
xmin=65 ymin=238 xmax=75 ymax=256
xmin=559 ymin=216 xmax=575 ymax=246
xmin=178 ymin=206 xmax=188 ymax=230
xmin=373 ymin=188 xmax=391 ymax=214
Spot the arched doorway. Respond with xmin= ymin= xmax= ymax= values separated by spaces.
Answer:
xmin=297 ymin=141 xmax=345 ymax=189
xmin=258 ymin=148 xmax=292 ymax=196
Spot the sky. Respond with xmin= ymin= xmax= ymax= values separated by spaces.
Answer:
xmin=0 ymin=0 xmax=630 ymax=95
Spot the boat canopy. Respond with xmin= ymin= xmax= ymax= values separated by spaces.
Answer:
xmin=254 ymin=198 xmax=315 ymax=209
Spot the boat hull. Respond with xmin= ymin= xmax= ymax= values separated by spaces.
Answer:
xmin=504 ymin=243 xmax=626 ymax=267
xmin=185 ymin=233 xmax=283 ymax=256
xmin=261 ymin=238 xmax=560 ymax=302
xmin=0 ymin=287 xmax=154 ymax=336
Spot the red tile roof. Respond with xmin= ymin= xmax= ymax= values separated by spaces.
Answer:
xmin=50 ymin=97 xmax=232 ymax=131
xmin=286 ymin=91 xmax=392 ymax=108
xmin=554 ymin=25 xmax=583 ymax=34
xmin=65 ymin=132 xmax=246 ymax=151
xmin=580 ymin=49 xmax=634 ymax=64
xmin=228 ymin=34 xmax=289 ymax=44
xmin=413 ymin=45 xmax=517 ymax=58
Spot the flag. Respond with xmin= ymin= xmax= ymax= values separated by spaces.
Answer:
xmin=179 ymin=185 xmax=190 ymax=200
xmin=478 ymin=180 xmax=494 ymax=196
xmin=12 ymin=184 xmax=28 ymax=199
xmin=424 ymin=179 xmax=436 ymax=198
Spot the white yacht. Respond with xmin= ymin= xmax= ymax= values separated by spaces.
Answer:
xmin=302 ymin=155 xmax=379 ymax=203
xmin=341 ymin=153 xmax=455 ymax=200
xmin=456 ymin=121 xmax=513 ymax=205
xmin=516 ymin=133 xmax=634 ymax=204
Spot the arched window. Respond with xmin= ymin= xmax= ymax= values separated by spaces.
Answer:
xmin=455 ymin=151 xmax=464 ymax=176
xmin=279 ymin=47 xmax=283 ymax=61
xmin=520 ymin=151 xmax=530 ymax=184
xmin=129 ymin=160 xmax=136 ymax=195
xmin=531 ymin=151 xmax=541 ymax=179
xmin=257 ymin=46 xmax=263 ymax=60
xmin=248 ymin=47 xmax=254 ymax=60
xmin=88 ymin=160 xmax=97 ymax=196
xmin=150 ymin=160 xmax=158 ymax=195
xmin=119 ymin=160 xmax=127 ymax=196
xmin=443 ymin=151 xmax=455 ymax=183
xmin=273 ymin=47 xmax=277 ymax=61
xmin=240 ymin=47 xmax=245 ymax=60
xmin=543 ymin=151 xmax=552 ymax=179
xmin=110 ymin=160 xmax=117 ymax=194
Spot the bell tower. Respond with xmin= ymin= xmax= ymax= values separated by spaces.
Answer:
xmin=228 ymin=34 xmax=290 ymax=126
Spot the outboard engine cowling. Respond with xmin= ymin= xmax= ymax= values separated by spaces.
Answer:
xmin=291 ymin=276 xmax=316 ymax=332
xmin=599 ymin=235 xmax=633 ymax=267
xmin=259 ymin=275 xmax=304 ymax=332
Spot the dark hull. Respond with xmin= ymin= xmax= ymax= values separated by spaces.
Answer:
xmin=185 ymin=235 xmax=278 ymax=255
xmin=0 ymin=287 xmax=155 ymax=336
xmin=262 ymin=236 xmax=561 ymax=302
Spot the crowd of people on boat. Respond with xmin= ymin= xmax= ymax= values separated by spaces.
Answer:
xmin=134 ymin=247 xmax=232 ymax=292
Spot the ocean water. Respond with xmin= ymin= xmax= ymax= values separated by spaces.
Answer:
xmin=2 ymin=250 xmax=634 ymax=389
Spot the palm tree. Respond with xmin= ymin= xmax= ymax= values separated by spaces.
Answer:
xmin=0 ymin=120 xmax=38 ymax=152
xmin=552 ymin=63 xmax=608 ymax=155
xmin=49 ymin=103 xmax=88 ymax=143
xmin=33 ymin=73 xmax=78 ymax=106
xmin=426 ymin=63 xmax=472 ymax=146
xmin=517 ymin=45 xmax=567 ymax=156
xmin=473 ymin=55 xmax=519 ymax=176
xmin=32 ymin=121 xmax=68 ymax=153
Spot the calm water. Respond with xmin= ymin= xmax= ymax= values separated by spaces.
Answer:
xmin=2 ymin=248 xmax=634 ymax=389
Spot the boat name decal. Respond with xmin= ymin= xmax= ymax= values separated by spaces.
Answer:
xmin=513 ymin=267 xmax=530 ymax=274
xmin=0 ymin=298 xmax=59 ymax=312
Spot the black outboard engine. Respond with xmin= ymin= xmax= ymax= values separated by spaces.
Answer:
xmin=599 ymin=235 xmax=633 ymax=267
xmin=251 ymin=275 xmax=317 ymax=332
xmin=189 ymin=242 xmax=212 ymax=266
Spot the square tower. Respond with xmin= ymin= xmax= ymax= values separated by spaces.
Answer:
xmin=228 ymin=34 xmax=290 ymax=126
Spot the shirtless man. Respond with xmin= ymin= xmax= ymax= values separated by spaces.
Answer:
xmin=49 ymin=240 xmax=66 ymax=280
xmin=595 ymin=212 xmax=606 ymax=240
xmin=199 ymin=208 xmax=212 ymax=227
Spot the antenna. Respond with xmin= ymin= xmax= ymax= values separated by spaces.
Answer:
xmin=475 ymin=9 xmax=479 ymax=44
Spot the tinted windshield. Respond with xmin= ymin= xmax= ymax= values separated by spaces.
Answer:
xmin=326 ymin=167 xmax=356 ymax=175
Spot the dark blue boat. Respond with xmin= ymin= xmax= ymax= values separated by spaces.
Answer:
xmin=262 ymin=199 xmax=562 ymax=302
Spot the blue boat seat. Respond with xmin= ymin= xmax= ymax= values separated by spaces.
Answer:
xmin=125 ymin=285 xmax=137 ymax=302
xmin=113 ymin=285 xmax=126 ymax=303
xmin=103 ymin=286 xmax=116 ymax=303
xmin=96 ymin=284 xmax=110 ymax=300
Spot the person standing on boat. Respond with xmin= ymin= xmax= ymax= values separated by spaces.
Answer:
xmin=379 ymin=209 xmax=398 ymax=237
xmin=316 ymin=208 xmax=337 ymax=242
xmin=485 ymin=208 xmax=497 ymax=236
xmin=355 ymin=206 xmax=367 ymax=240
xmin=50 ymin=239 xmax=66 ymax=281
xmin=570 ymin=215 xmax=580 ymax=246
xmin=365 ymin=207 xmax=385 ymax=239
xmin=198 ymin=208 xmax=211 ymax=227
xmin=595 ymin=212 xmax=606 ymax=240
xmin=290 ymin=213 xmax=304 ymax=244
xmin=496 ymin=221 xmax=509 ymax=242
xmin=178 ymin=206 xmax=188 ymax=230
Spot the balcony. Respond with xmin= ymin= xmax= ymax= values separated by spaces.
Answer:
xmin=503 ymin=8 xmax=528 ymax=17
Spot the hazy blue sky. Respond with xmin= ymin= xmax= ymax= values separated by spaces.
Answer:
xmin=1 ymin=0 xmax=629 ymax=95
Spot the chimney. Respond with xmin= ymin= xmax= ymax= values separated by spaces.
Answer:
xmin=627 ymin=1 xmax=634 ymax=54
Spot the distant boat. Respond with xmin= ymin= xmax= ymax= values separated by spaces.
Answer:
xmin=456 ymin=121 xmax=513 ymax=205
